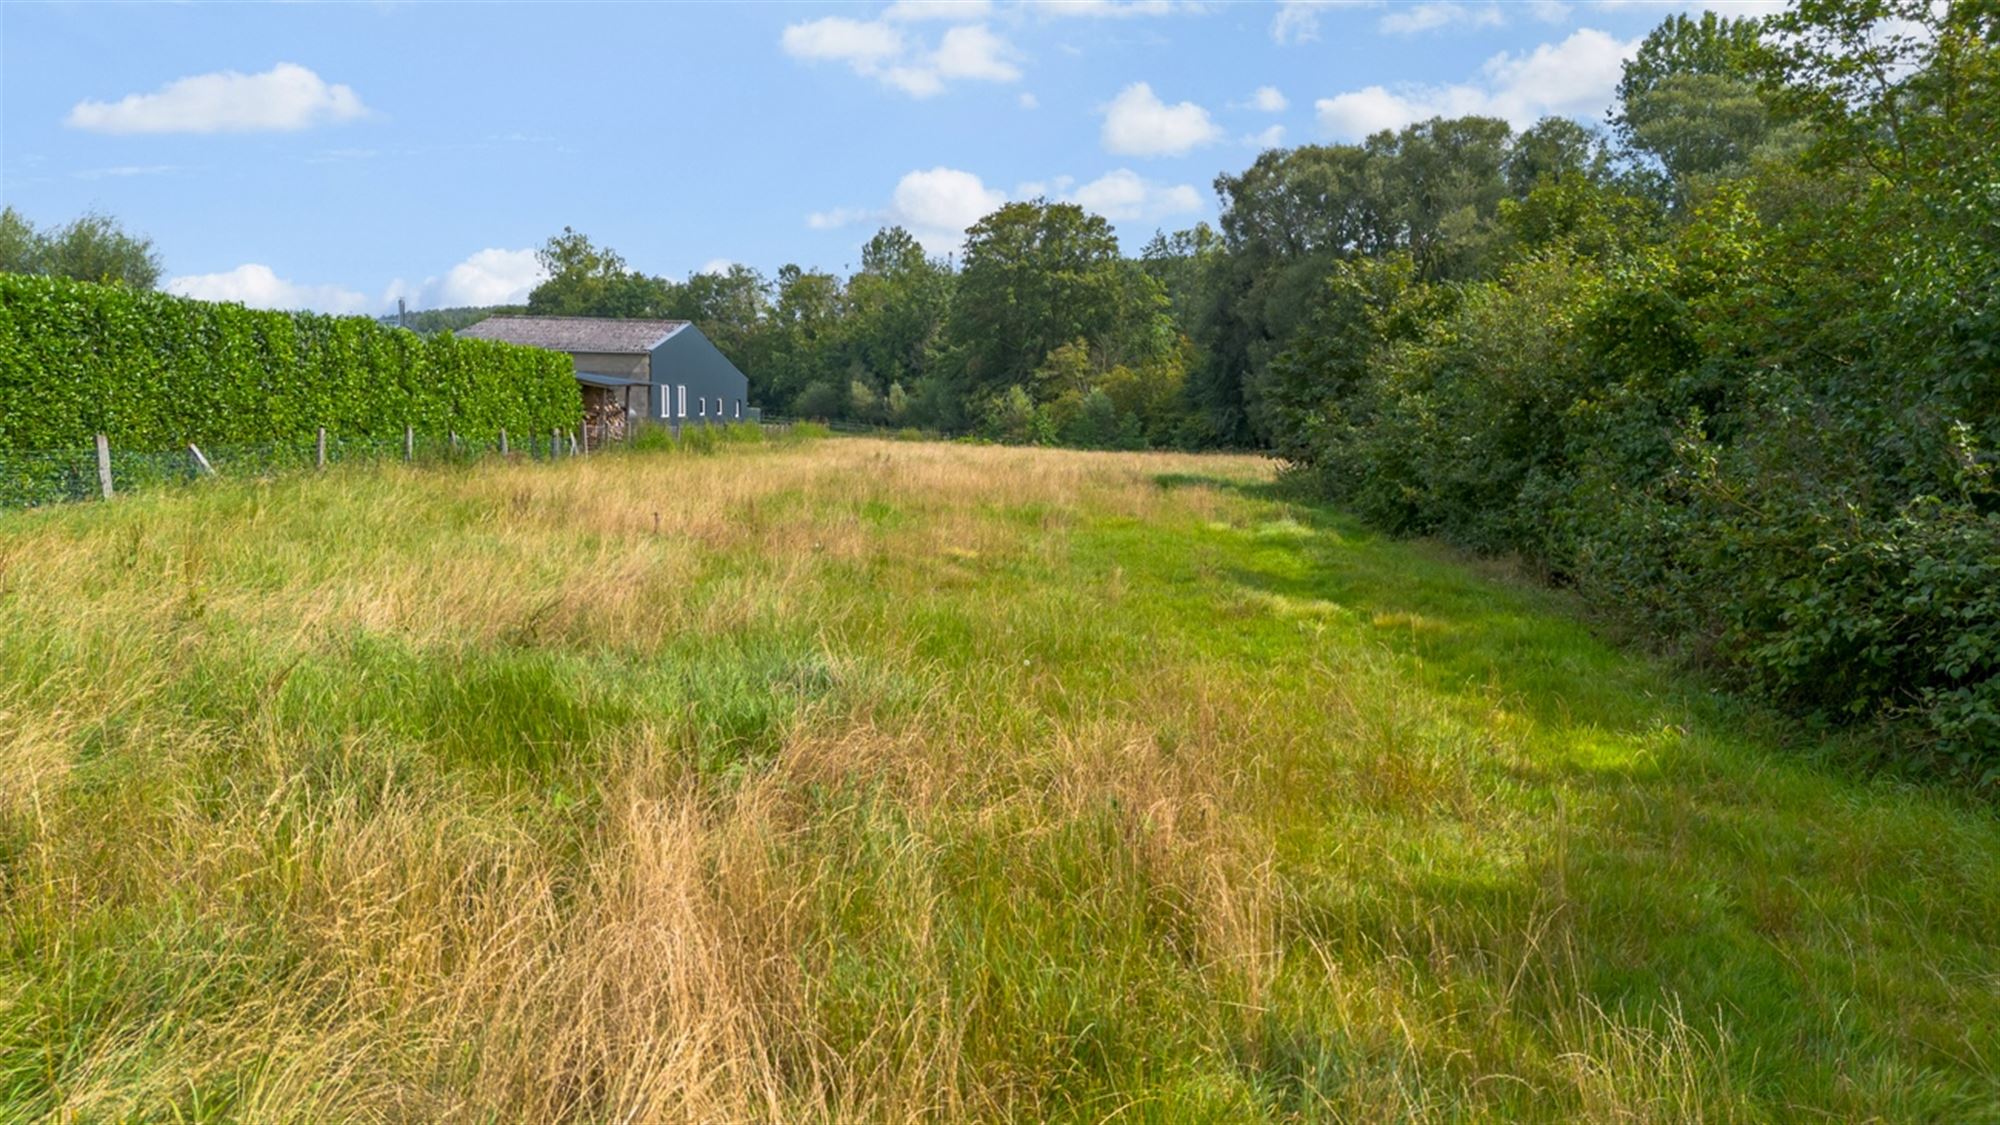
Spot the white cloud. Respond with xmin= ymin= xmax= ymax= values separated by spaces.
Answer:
xmin=1314 ymin=27 xmax=1638 ymax=137
xmin=1271 ymin=0 xmax=1345 ymax=44
xmin=1071 ymin=169 xmax=1203 ymax=221
xmin=1380 ymin=2 xmax=1505 ymax=34
xmin=885 ymin=0 xmax=994 ymax=19
xmin=1100 ymin=82 xmax=1221 ymax=157
xmin=781 ymin=15 xmax=1019 ymax=97
xmin=66 ymin=63 xmax=366 ymax=135
xmin=1529 ymin=0 xmax=1573 ymax=20
xmin=167 ymin=264 xmax=373 ymax=315
xmin=782 ymin=17 xmax=907 ymax=67
xmin=433 ymin=248 xmax=545 ymax=307
xmin=383 ymin=248 xmax=546 ymax=311
xmin=1248 ymin=85 xmax=1288 ymax=112
xmin=698 ymin=258 xmax=737 ymax=276
xmin=171 ymin=247 xmax=545 ymax=316
xmin=807 ymin=206 xmax=876 ymax=230
xmin=890 ymin=166 xmax=1009 ymax=252
xmin=814 ymin=161 xmax=1208 ymax=258
xmin=931 ymin=24 xmax=1022 ymax=81
xmin=1019 ymin=91 xmax=1041 ymax=109
xmin=1243 ymin=123 xmax=1287 ymax=149
xmin=880 ymin=66 xmax=949 ymax=97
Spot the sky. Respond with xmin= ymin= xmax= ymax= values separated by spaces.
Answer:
xmin=0 ymin=0 xmax=1781 ymax=315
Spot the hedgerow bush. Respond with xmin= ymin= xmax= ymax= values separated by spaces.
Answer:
xmin=0 ymin=274 xmax=579 ymax=453
xmin=1273 ymin=176 xmax=2000 ymax=784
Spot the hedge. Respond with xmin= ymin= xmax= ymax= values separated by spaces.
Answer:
xmin=0 ymin=273 xmax=581 ymax=453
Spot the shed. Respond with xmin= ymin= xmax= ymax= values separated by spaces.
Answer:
xmin=459 ymin=315 xmax=752 ymax=439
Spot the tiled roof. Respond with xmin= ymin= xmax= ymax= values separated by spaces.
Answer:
xmin=459 ymin=316 xmax=689 ymax=354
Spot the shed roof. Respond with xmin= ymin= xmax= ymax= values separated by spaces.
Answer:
xmin=575 ymin=371 xmax=650 ymax=388
xmin=459 ymin=316 xmax=689 ymax=354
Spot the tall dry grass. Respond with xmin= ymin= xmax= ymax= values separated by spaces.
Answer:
xmin=2 ymin=437 xmax=1997 ymax=1121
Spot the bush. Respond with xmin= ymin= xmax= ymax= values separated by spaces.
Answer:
xmin=0 ymin=274 xmax=579 ymax=454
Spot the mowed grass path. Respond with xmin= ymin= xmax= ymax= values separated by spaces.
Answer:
xmin=1 ymin=436 xmax=1996 ymax=1122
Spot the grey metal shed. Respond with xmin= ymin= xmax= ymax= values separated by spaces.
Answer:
xmin=459 ymin=315 xmax=752 ymax=435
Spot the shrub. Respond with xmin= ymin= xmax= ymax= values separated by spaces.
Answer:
xmin=0 ymin=274 xmax=579 ymax=454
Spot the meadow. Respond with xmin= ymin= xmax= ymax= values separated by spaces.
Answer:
xmin=1 ymin=434 xmax=1996 ymax=1122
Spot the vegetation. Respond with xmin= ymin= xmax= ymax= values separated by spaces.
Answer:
xmin=484 ymin=1 xmax=2000 ymax=771
xmin=0 ymin=274 xmax=580 ymax=455
xmin=1258 ymin=0 xmax=2000 ymax=778
xmin=1 ymin=436 xmax=1995 ymax=1120
xmin=374 ymin=304 xmax=526 ymax=336
xmin=0 ymin=206 xmax=162 ymax=291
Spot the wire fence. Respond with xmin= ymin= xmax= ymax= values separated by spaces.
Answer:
xmin=0 ymin=415 xmax=935 ymax=513
xmin=0 ymin=426 xmax=613 ymax=512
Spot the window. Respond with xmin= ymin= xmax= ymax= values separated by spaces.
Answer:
xmin=658 ymin=386 xmax=668 ymax=419
xmin=677 ymin=385 xmax=687 ymax=418
xmin=733 ymin=399 xmax=742 ymax=419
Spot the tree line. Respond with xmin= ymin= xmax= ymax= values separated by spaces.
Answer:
xmin=6 ymin=0 xmax=1991 ymax=774
xmin=523 ymin=0 xmax=1998 ymax=774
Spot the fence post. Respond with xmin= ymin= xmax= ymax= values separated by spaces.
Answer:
xmin=551 ymin=429 xmax=559 ymax=459
xmin=188 ymin=445 xmax=215 ymax=476
xmin=404 ymin=425 xmax=415 ymax=462
xmin=95 ymin=433 xmax=113 ymax=500
xmin=316 ymin=426 xmax=327 ymax=470
xmin=499 ymin=428 xmax=509 ymax=457
xmin=569 ymin=431 xmax=579 ymax=457
xmin=450 ymin=431 xmax=460 ymax=455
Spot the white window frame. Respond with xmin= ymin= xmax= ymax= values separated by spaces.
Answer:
xmin=677 ymin=384 xmax=687 ymax=418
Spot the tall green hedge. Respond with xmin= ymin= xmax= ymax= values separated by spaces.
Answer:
xmin=0 ymin=273 xmax=580 ymax=452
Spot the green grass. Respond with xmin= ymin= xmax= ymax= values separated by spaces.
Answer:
xmin=0 ymin=437 xmax=1995 ymax=1121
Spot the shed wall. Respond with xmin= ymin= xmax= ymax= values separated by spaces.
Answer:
xmin=649 ymin=327 xmax=750 ymax=424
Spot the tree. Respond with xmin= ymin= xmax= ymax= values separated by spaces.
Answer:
xmin=1505 ymin=118 xmax=1613 ymax=195
xmin=1 ymin=208 xmax=42 ymax=275
xmin=949 ymin=201 xmax=1125 ymax=397
xmin=845 ymin=226 xmax=953 ymax=395
xmin=1140 ymin=222 xmax=1221 ymax=329
xmin=528 ymin=226 xmax=655 ymax=316
xmin=1613 ymin=12 xmax=1778 ymax=198
xmin=665 ymin=264 xmax=770 ymax=375
xmin=763 ymin=264 xmax=846 ymax=407
xmin=0 ymin=207 xmax=161 ymax=289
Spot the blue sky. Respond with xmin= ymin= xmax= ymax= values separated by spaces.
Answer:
xmin=0 ymin=1 xmax=1771 ymax=314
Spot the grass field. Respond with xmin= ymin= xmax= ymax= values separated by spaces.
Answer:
xmin=2 ymin=434 xmax=1996 ymax=1122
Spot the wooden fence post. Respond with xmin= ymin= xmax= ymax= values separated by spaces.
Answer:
xmin=316 ymin=426 xmax=327 ymax=470
xmin=404 ymin=425 xmax=415 ymax=462
xmin=499 ymin=428 xmax=509 ymax=456
xmin=95 ymin=433 xmax=113 ymax=500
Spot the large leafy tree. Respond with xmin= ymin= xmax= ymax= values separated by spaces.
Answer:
xmin=948 ymin=201 xmax=1126 ymax=397
xmin=762 ymin=264 xmax=847 ymax=408
xmin=527 ymin=227 xmax=672 ymax=317
xmin=664 ymin=264 xmax=771 ymax=374
xmin=843 ymin=226 xmax=953 ymax=401
xmin=0 ymin=207 xmax=161 ymax=289
xmin=1612 ymin=12 xmax=1779 ymax=198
